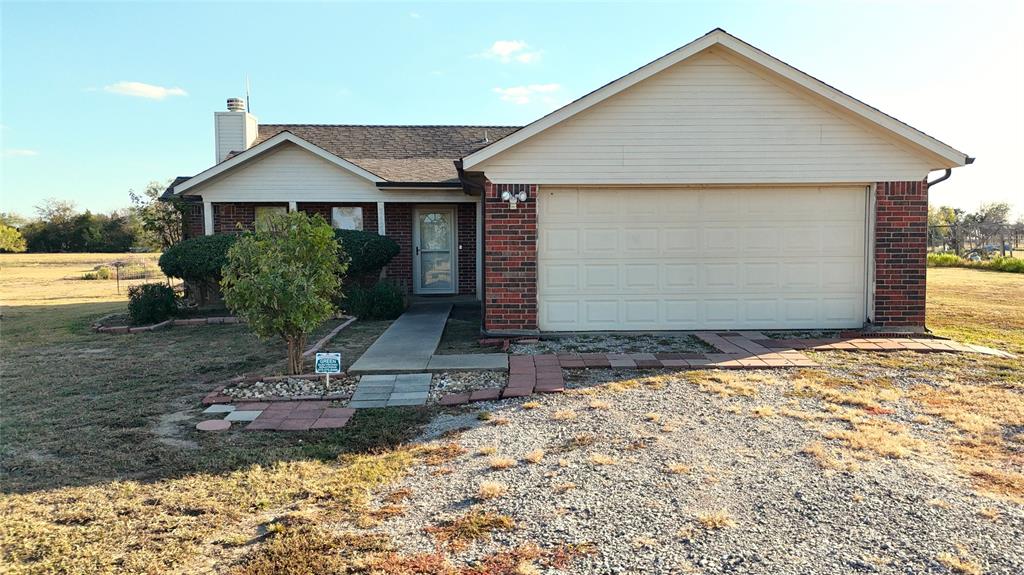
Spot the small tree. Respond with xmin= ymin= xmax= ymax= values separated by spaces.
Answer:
xmin=0 ymin=224 xmax=27 ymax=253
xmin=130 ymin=180 xmax=184 ymax=250
xmin=221 ymin=212 xmax=346 ymax=374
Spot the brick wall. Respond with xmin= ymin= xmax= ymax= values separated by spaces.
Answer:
xmin=182 ymin=202 xmax=204 ymax=239
xmin=457 ymin=203 xmax=477 ymax=296
xmin=874 ymin=180 xmax=928 ymax=328
xmin=483 ymin=183 xmax=538 ymax=333
xmin=212 ymin=202 xmax=288 ymax=234
xmin=383 ymin=203 xmax=413 ymax=292
xmin=297 ymin=202 xmax=379 ymax=234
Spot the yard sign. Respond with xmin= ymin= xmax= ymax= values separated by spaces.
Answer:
xmin=315 ymin=352 xmax=342 ymax=384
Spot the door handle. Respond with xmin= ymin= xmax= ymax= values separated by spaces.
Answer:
xmin=415 ymin=246 xmax=420 ymax=256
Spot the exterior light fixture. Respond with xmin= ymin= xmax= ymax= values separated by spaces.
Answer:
xmin=500 ymin=189 xmax=529 ymax=209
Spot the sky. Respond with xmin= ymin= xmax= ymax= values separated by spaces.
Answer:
xmin=2 ymin=0 xmax=1022 ymax=219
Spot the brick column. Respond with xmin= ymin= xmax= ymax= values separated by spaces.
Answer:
xmin=873 ymin=180 xmax=928 ymax=328
xmin=483 ymin=182 xmax=538 ymax=333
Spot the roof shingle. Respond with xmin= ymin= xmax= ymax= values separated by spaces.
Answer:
xmin=255 ymin=125 xmax=519 ymax=183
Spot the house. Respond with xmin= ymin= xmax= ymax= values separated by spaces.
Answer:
xmin=163 ymin=29 xmax=971 ymax=335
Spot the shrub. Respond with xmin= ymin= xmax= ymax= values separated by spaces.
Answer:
xmin=987 ymin=256 xmax=1024 ymax=273
xmin=343 ymin=280 xmax=406 ymax=320
xmin=927 ymin=252 xmax=1022 ymax=273
xmin=927 ymin=252 xmax=962 ymax=267
xmin=0 ymin=224 xmax=27 ymax=253
xmin=159 ymin=234 xmax=239 ymax=306
xmin=221 ymin=212 xmax=345 ymax=374
xmin=334 ymin=229 xmax=399 ymax=278
xmin=127 ymin=283 xmax=177 ymax=325
xmin=159 ymin=234 xmax=238 ymax=283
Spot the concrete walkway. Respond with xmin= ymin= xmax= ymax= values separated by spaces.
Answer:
xmin=348 ymin=302 xmax=452 ymax=373
xmin=350 ymin=373 xmax=432 ymax=408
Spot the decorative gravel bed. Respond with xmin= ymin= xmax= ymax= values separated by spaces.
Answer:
xmin=222 ymin=374 xmax=359 ymax=401
xmin=366 ymin=368 xmax=1023 ymax=574
xmin=430 ymin=371 xmax=507 ymax=402
xmin=510 ymin=333 xmax=713 ymax=355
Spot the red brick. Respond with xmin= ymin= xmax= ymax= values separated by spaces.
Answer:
xmin=469 ymin=388 xmax=501 ymax=401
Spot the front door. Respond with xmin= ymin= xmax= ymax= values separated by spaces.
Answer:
xmin=413 ymin=207 xmax=457 ymax=294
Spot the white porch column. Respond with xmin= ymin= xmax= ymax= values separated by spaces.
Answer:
xmin=476 ymin=199 xmax=482 ymax=298
xmin=376 ymin=201 xmax=386 ymax=234
xmin=203 ymin=201 xmax=214 ymax=236
xmin=288 ymin=201 xmax=297 ymax=213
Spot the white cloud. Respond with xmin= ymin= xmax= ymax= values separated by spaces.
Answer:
xmin=493 ymin=83 xmax=562 ymax=105
xmin=479 ymin=40 xmax=542 ymax=64
xmin=4 ymin=149 xmax=39 ymax=157
xmin=409 ymin=11 xmax=421 ymax=19
xmin=103 ymin=81 xmax=187 ymax=100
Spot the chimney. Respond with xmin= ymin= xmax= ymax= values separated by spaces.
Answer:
xmin=214 ymin=97 xmax=258 ymax=163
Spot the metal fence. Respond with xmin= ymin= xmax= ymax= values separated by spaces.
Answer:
xmin=928 ymin=223 xmax=1024 ymax=258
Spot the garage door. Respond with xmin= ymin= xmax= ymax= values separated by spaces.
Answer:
xmin=537 ymin=186 xmax=867 ymax=331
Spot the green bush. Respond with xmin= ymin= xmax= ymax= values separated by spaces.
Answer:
xmin=926 ymin=252 xmax=1023 ymax=273
xmin=343 ymin=280 xmax=406 ymax=320
xmin=127 ymin=283 xmax=177 ymax=325
xmin=334 ymin=229 xmax=399 ymax=278
xmin=159 ymin=234 xmax=239 ymax=282
xmin=987 ymin=256 xmax=1024 ymax=273
xmin=927 ymin=253 xmax=962 ymax=267
xmin=82 ymin=266 xmax=112 ymax=280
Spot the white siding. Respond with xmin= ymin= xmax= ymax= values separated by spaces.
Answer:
xmin=537 ymin=186 xmax=868 ymax=331
xmin=187 ymin=142 xmax=471 ymax=203
xmin=477 ymin=48 xmax=933 ymax=184
xmin=214 ymin=111 xmax=259 ymax=163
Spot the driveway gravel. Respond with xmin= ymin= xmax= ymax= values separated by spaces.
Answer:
xmin=370 ymin=368 xmax=1024 ymax=574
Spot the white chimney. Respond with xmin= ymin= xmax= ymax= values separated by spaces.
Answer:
xmin=214 ymin=97 xmax=258 ymax=162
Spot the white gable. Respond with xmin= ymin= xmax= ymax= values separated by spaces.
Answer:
xmin=474 ymin=47 xmax=940 ymax=184
xmin=181 ymin=142 xmax=382 ymax=202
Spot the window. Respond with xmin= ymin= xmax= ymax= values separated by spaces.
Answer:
xmin=332 ymin=206 xmax=364 ymax=230
xmin=254 ymin=206 xmax=288 ymax=231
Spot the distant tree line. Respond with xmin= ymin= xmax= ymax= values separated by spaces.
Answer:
xmin=928 ymin=202 xmax=1023 ymax=256
xmin=0 ymin=181 xmax=183 ymax=253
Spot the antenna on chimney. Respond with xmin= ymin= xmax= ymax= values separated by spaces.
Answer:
xmin=245 ymin=74 xmax=251 ymax=113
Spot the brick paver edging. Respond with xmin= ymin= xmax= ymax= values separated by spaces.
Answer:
xmin=93 ymin=316 xmax=243 ymax=334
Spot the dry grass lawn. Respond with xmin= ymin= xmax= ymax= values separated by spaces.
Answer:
xmin=1 ymin=260 xmax=1021 ymax=573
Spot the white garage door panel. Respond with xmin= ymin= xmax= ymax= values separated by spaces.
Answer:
xmin=538 ymin=186 xmax=867 ymax=330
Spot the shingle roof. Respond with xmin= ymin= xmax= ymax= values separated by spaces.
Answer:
xmin=255 ymin=125 xmax=520 ymax=183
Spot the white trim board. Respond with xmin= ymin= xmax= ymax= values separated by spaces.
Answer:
xmin=175 ymin=131 xmax=384 ymax=196
xmin=462 ymin=28 xmax=969 ymax=171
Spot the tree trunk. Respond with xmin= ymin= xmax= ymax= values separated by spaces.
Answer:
xmin=286 ymin=335 xmax=307 ymax=375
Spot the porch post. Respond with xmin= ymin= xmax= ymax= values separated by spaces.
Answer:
xmin=377 ymin=201 xmax=386 ymax=234
xmin=476 ymin=199 xmax=482 ymax=298
xmin=203 ymin=201 xmax=214 ymax=236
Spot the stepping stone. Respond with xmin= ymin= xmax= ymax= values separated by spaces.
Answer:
xmin=196 ymin=419 xmax=231 ymax=432
xmin=389 ymin=391 xmax=429 ymax=401
xmin=350 ymin=399 xmax=388 ymax=409
xmin=356 ymin=388 xmax=395 ymax=399
xmin=203 ymin=404 xmax=236 ymax=414
xmin=386 ymin=397 xmax=426 ymax=407
xmin=225 ymin=410 xmax=263 ymax=422
xmin=310 ymin=417 xmax=350 ymax=429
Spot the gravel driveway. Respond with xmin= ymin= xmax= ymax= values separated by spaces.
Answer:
xmin=369 ymin=367 xmax=1023 ymax=574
